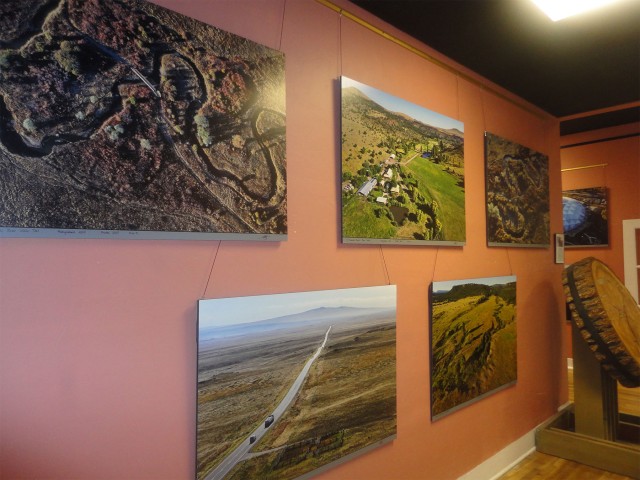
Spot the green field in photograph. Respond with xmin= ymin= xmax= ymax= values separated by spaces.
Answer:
xmin=342 ymin=196 xmax=395 ymax=239
xmin=430 ymin=280 xmax=516 ymax=418
xmin=405 ymin=159 xmax=465 ymax=241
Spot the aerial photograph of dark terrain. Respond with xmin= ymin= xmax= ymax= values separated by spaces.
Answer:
xmin=197 ymin=286 xmax=397 ymax=480
xmin=0 ymin=0 xmax=286 ymax=239
xmin=485 ymin=132 xmax=549 ymax=246
xmin=430 ymin=276 xmax=517 ymax=419
xmin=341 ymin=77 xmax=465 ymax=245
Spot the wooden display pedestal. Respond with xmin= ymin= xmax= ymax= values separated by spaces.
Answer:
xmin=535 ymin=325 xmax=640 ymax=479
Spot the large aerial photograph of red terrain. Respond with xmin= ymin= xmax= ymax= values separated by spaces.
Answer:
xmin=0 ymin=0 xmax=286 ymax=239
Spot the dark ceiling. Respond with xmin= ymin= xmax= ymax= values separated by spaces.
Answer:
xmin=350 ymin=0 xmax=640 ymax=133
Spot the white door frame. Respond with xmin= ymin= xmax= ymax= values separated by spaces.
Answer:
xmin=622 ymin=218 xmax=640 ymax=303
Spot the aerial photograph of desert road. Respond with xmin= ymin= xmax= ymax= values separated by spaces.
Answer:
xmin=197 ymin=285 xmax=397 ymax=480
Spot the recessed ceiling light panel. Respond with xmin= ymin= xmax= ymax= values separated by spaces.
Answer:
xmin=531 ymin=0 xmax=623 ymax=21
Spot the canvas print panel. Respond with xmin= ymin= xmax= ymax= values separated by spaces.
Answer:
xmin=485 ymin=132 xmax=549 ymax=247
xmin=0 ymin=0 xmax=286 ymax=240
xmin=430 ymin=276 xmax=517 ymax=419
xmin=197 ymin=285 xmax=397 ymax=480
xmin=341 ymin=77 xmax=465 ymax=245
xmin=562 ymin=187 xmax=609 ymax=247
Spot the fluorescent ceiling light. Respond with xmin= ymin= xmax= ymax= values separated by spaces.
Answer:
xmin=531 ymin=0 xmax=622 ymax=21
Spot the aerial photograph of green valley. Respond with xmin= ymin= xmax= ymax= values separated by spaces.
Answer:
xmin=430 ymin=276 xmax=517 ymax=419
xmin=0 ymin=0 xmax=286 ymax=239
xmin=341 ymin=77 xmax=465 ymax=245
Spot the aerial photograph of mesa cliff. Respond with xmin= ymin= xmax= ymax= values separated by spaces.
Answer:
xmin=430 ymin=276 xmax=517 ymax=419
xmin=0 ymin=0 xmax=286 ymax=238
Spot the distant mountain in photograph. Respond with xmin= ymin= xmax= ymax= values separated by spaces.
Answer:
xmin=341 ymin=78 xmax=465 ymax=245
xmin=200 ymin=306 xmax=394 ymax=340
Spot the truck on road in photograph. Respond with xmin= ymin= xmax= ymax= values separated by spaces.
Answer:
xmin=264 ymin=415 xmax=274 ymax=428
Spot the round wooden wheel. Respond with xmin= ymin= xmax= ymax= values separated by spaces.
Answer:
xmin=563 ymin=257 xmax=640 ymax=388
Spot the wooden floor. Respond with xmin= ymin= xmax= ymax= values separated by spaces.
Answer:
xmin=497 ymin=365 xmax=639 ymax=479
xmin=498 ymin=451 xmax=636 ymax=480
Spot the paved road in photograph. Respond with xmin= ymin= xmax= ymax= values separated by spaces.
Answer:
xmin=205 ymin=325 xmax=332 ymax=480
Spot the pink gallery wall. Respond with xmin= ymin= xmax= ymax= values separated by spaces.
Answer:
xmin=0 ymin=1 xmax=567 ymax=479
xmin=561 ymin=121 xmax=640 ymax=280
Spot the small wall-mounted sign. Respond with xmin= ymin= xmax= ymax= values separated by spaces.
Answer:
xmin=555 ymin=233 xmax=565 ymax=264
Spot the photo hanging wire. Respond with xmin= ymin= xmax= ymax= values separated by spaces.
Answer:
xmin=456 ymin=74 xmax=461 ymax=122
xmin=202 ymin=240 xmax=222 ymax=298
xmin=378 ymin=246 xmax=391 ymax=285
xmin=480 ymin=84 xmax=488 ymax=134
xmin=278 ymin=0 xmax=287 ymax=51
xmin=505 ymin=248 xmax=514 ymax=277
xmin=431 ymin=247 xmax=440 ymax=281
xmin=338 ymin=11 xmax=343 ymax=75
